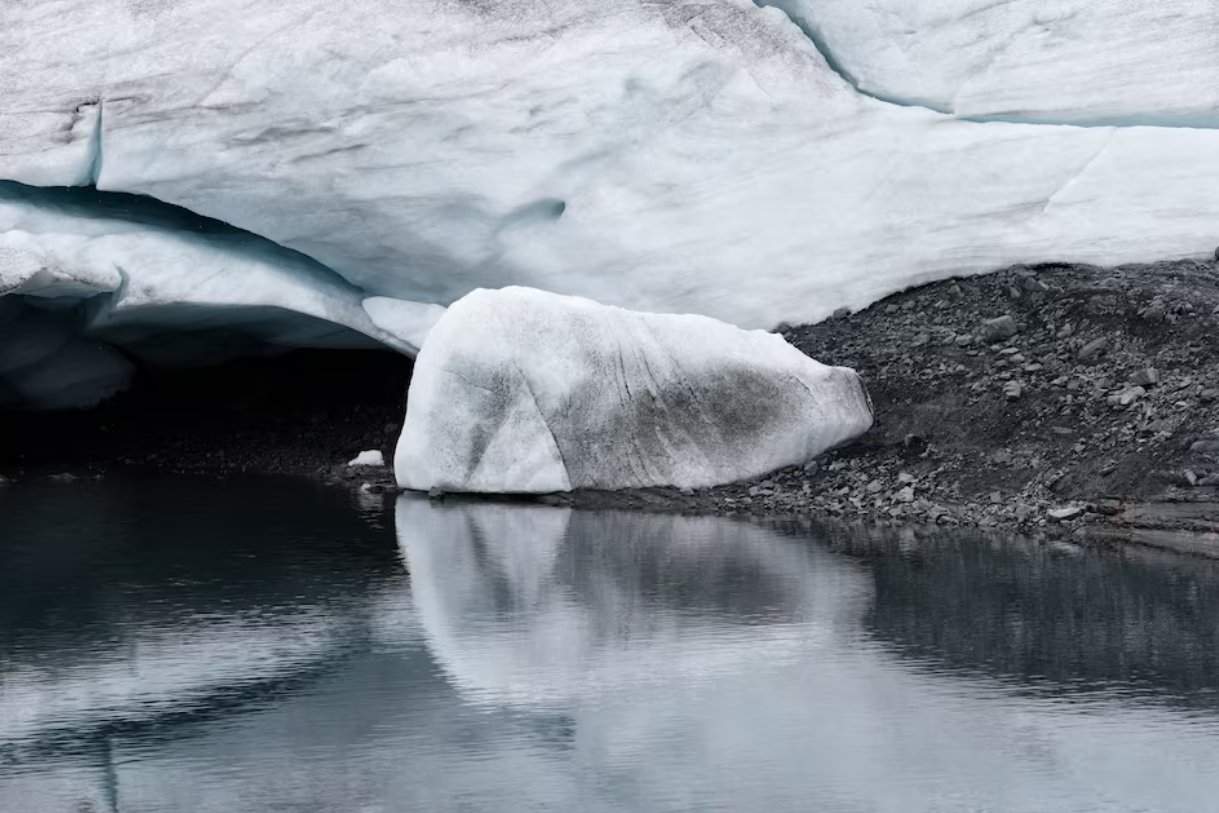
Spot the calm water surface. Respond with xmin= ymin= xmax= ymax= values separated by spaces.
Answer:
xmin=3 ymin=477 xmax=1219 ymax=812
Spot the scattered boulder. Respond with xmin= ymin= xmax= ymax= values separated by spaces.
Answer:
xmin=1077 ymin=337 xmax=1108 ymax=362
xmin=1130 ymin=368 xmax=1159 ymax=387
xmin=979 ymin=315 xmax=1018 ymax=343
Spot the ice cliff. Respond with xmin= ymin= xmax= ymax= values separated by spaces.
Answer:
xmin=2 ymin=0 xmax=1219 ymax=407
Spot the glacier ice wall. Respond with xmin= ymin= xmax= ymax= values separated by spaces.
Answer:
xmin=764 ymin=1 xmax=1219 ymax=126
xmin=0 ymin=183 xmax=418 ymax=407
xmin=3 ymin=0 xmax=1219 ymax=404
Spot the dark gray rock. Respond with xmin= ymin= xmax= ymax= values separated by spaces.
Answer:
xmin=979 ymin=315 xmax=1018 ymax=342
xmin=1077 ymin=337 xmax=1108 ymax=362
xmin=1130 ymin=368 xmax=1159 ymax=387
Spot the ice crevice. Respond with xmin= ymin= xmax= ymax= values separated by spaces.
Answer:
xmin=755 ymin=0 xmax=1219 ymax=130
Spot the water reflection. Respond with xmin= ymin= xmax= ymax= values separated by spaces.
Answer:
xmin=829 ymin=525 xmax=1219 ymax=703
xmin=3 ymin=485 xmax=1219 ymax=812
xmin=399 ymin=497 xmax=873 ymax=708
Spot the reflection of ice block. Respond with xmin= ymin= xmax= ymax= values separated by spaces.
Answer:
xmin=396 ymin=495 xmax=874 ymax=708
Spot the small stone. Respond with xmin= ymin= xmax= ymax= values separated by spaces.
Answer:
xmin=1141 ymin=302 xmax=1167 ymax=322
xmin=1048 ymin=506 xmax=1084 ymax=522
xmin=911 ymin=333 xmax=931 ymax=348
xmin=748 ymin=486 xmax=761 ymax=497
xmin=803 ymin=459 xmax=820 ymax=473
xmin=894 ymin=486 xmax=915 ymax=503
xmin=1003 ymin=380 xmax=1024 ymax=400
xmin=1184 ymin=470 xmax=1199 ymax=487
xmin=832 ymin=306 xmax=851 ymax=320
xmin=1201 ymin=389 xmax=1219 ymax=404
xmin=1021 ymin=276 xmax=1049 ymax=293
xmin=989 ymin=491 xmax=1002 ymax=504
xmin=955 ymin=334 xmax=973 ymax=347
xmin=866 ymin=479 xmax=884 ymax=494
xmin=979 ymin=315 xmax=1019 ymax=342
xmin=1118 ymin=386 xmax=1146 ymax=406
xmin=679 ymin=486 xmax=695 ymax=497
xmin=1130 ymin=368 xmax=1159 ymax=387
xmin=897 ymin=472 xmax=916 ymax=484
xmin=1057 ymin=324 xmax=1075 ymax=339
xmin=1189 ymin=440 xmax=1219 ymax=455
xmin=1078 ymin=337 xmax=1108 ymax=362
xmin=428 ymin=486 xmax=445 ymax=500
xmin=885 ymin=303 xmax=899 ymax=314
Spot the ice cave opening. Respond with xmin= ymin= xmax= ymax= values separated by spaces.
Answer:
xmin=0 ymin=182 xmax=421 ymax=473
xmin=0 ymin=340 xmax=413 ymax=473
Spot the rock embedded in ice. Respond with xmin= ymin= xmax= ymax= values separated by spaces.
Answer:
xmin=395 ymin=287 xmax=873 ymax=493
xmin=348 ymin=450 xmax=386 ymax=468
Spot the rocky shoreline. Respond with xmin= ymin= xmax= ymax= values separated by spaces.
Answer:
xmin=8 ymin=256 xmax=1219 ymax=554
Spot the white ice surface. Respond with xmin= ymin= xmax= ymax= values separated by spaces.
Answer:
xmin=396 ymin=287 xmax=873 ymax=492
xmin=362 ymin=297 xmax=447 ymax=356
xmin=768 ymin=1 xmax=1219 ymax=125
xmin=2 ymin=0 xmax=1219 ymax=371
xmin=0 ymin=184 xmax=408 ymax=353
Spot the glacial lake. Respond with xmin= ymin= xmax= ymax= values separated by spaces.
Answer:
xmin=3 ymin=477 xmax=1219 ymax=812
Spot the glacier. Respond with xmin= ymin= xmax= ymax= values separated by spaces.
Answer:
xmin=0 ymin=183 xmax=411 ymax=408
xmin=395 ymin=287 xmax=873 ymax=493
xmin=3 ymin=0 xmax=1219 ymax=410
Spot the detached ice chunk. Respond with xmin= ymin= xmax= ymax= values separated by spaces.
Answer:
xmin=396 ymin=287 xmax=873 ymax=493
xmin=348 ymin=450 xmax=386 ymax=468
